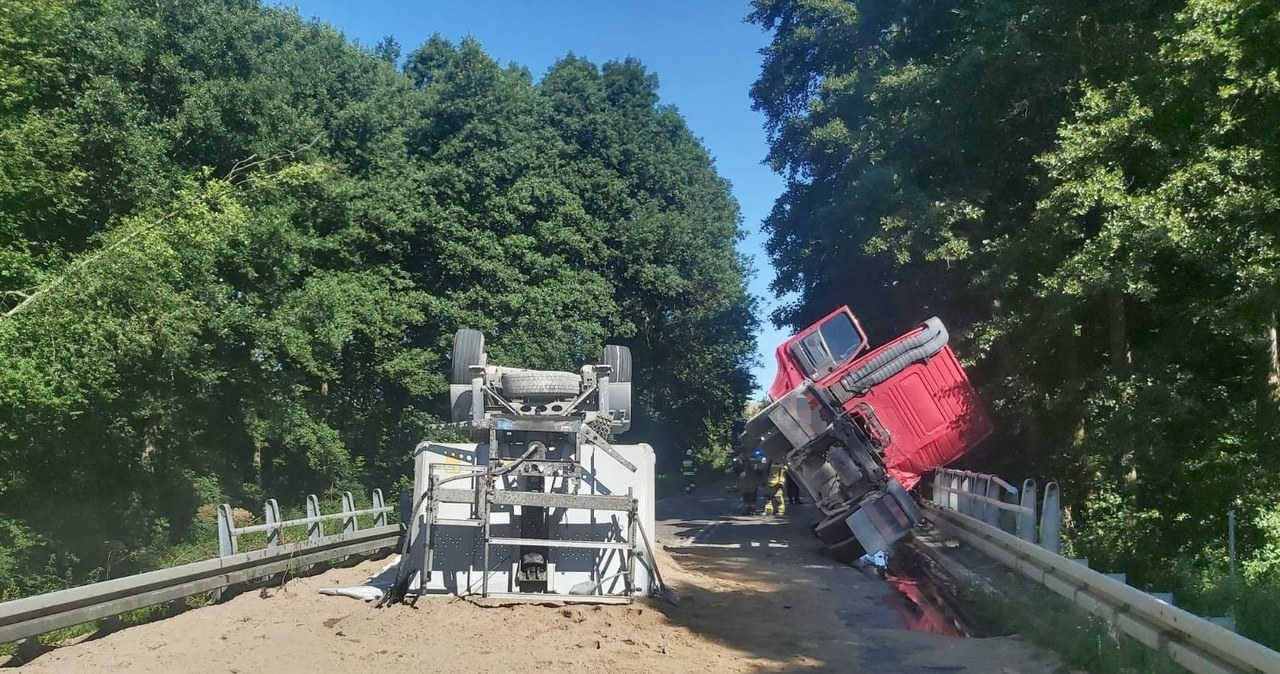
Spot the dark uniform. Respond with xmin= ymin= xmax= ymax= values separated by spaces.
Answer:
xmin=785 ymin=469 xmax=803 ymax=504
xmin=729 ymin=452 xmax=759 ymax=514
xmin=727 ymin=419 xmax=758 ymax=514
xmin=681 ymin=449 xmax=697 ymax=493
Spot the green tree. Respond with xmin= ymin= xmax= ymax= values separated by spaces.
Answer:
xmin=0 ymin=0 xmax=756 ymax=596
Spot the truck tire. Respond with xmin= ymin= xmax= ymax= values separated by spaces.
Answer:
xmin=827 ymin=536 xmax=867 ymax=565
xmin=451 ymin=329 xmax=485 ymax=385
xmin=501 ymin=371 xmax=581 ymax=398
xmin=836 ymin=317 xmax=948 ymax=396
xmin=601 ymin=344 xmax=632 ymax=382
xmin=450 ymin=389 xmax=474 ymax=423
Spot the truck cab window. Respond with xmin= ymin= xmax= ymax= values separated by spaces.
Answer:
xmin=819 ymin=313 xmax=863 ymax=364
xmin=791 ymin=312 xmax=865 ymax=379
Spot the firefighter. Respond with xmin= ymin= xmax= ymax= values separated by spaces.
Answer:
xmin=727 ymin=449 xmax=758 ymax=515
xmin=681 ymin=448 xmax=697 ymax=494
xmin=727 ymin=419 xmax=757 ymax=514
xmin=785 ymin=468 xmax=803 ymax=505
xmin=763 ymin=460 xmax=787 ymax=516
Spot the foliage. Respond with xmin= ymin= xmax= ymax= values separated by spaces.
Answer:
xmin=1182 ymin=572 xmax=1280 ymax=651
xmin=0 ymin=0 xmax=755 ymax=599
xmin=750 ymin=0 xmax=1280 ymax=587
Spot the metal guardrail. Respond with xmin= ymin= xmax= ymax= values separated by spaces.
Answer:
xmin=1 ymin=491 xmax=399 ymax=653
xmin=931 ymin=468 xmax=1061 ymax=552
xmin=924 ymin=501 xmax=1280 ymax=674
xmin=216 ymin=489 xmax=389 ymax=557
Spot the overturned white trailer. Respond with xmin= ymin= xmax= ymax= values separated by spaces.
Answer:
xmin=386 ymin=331 xmax=657 ymax=604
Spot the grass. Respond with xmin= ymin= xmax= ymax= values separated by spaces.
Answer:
xmin=1178 ymin=573 xmax=1280 ymax=651
xmin=957 ymin=579 xmax=1187 ymax=674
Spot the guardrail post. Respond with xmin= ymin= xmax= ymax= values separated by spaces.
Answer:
xmin=342 ymin=491 xmax=357 ymax=534
xmin=399 ymin=489 xmax=412 ymax=525
xmin=983 ymin=479 xmax=1003 ymax=529
xmin=977 ymin=475 xmax=988 ymax=521
xmin=1207 ymin=616 xmax=1237 ymax=632
xmin=1001 ymin=488 xmax=1020 ymax=533
xmin=216 ymin=504 xmax=237 ymax=557
xmin=215 ymin=504 xmax=236 ymax=601
xmin=306 ymin=495 xmax=322 ymax=540
xmin=1017 ymin=479 xmax=1037 ymax=543
xmin=1039 ymin=482 xmax=1061 ymax=553
xmin=372 ymin=489 xmax=386 ymax=527
xmin=1228 ymin=505 xmax=1237 ymax=577
xmin=17 ymin=637 xmax=42 ymax=662
xmin=98 ymin=613 xmax=121 ymax=635
xmin=959 ymin=475 xmax=973 ymax=516
xmin=264 ymin=499 xmax=282 ymax=549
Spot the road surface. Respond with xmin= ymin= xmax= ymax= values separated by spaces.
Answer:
xmin=13 ymin=491 xmax=1064 ymax=673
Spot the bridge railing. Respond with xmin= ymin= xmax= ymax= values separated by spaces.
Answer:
xmin=930 ymin=468 xmax=1060 ymax=552
xmin=216 ymin=489 xmax=389 ymax=557
xmin=1 ymin=489 xmax=399 ymax=661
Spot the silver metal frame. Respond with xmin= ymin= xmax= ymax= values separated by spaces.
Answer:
xmin=419 ymin=440 xmax=641 ymax=604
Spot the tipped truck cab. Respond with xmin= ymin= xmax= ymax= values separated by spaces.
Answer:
xmin=743 ymin=306 xmax=992 ymax=559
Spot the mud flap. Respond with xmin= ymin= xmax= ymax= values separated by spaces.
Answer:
xmin=844 ymin=479 xmax=921 ymax=555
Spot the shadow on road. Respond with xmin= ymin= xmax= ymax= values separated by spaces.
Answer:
xmin=648 ymin=491 xmax=1066 ymax=674
xmin=649 ymin=494 xmax=884 ymax=672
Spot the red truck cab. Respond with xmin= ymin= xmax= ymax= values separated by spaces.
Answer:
xmin=768 ymin=306 xmax=992 ymax=491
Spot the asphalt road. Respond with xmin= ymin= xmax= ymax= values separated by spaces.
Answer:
xmin=653 ymin=489 xmax=1067 ymax=674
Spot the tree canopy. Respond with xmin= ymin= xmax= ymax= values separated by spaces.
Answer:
xmin=0 ymin=0 xmax=756 ymax=596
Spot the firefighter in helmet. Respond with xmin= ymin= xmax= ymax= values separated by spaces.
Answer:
xmin=727 ymin=419 xmax=759 ymax=514
xmin=762 ymin=459 xmax=787 ymax=516
xmin=681 ymin=448 xmax=697 ymax=494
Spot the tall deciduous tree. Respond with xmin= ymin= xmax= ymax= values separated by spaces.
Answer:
xmin=0 ymin=0 xmax=755 ymax=596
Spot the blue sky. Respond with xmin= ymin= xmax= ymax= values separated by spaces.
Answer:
xmin=277 ymin=0 xmax=790 ymax=395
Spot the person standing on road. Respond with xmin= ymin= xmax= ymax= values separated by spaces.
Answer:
xmin=785 ymin=468 xmax=803 ymax=505
xmin=727 ymin=449 xmax=758 ymax=515
xmin=681 ymin=448 xmax=697 ymax=494
xmin=763 ymin=460 xmax=786 ymax=516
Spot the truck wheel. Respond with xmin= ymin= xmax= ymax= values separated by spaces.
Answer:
xmin=814 ymin=513 xmax=857 ymax=545
xmin=450 ymin=389 xmax=474 ymax=423
xmin=601 ymin=344 xmax=632 ymax=382
xmin=827 ymin=535 xmax=867 ymax=565
xmin=501 ymin=371 xmax=581 ymax=398
xmin=451 ymin=329 xmax=485 ymax=385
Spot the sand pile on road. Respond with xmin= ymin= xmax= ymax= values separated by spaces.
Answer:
xmin=17 ymin=545 xmax=842 ymax=674
xmin=15 ymin=533 xmax=1062 ymax=674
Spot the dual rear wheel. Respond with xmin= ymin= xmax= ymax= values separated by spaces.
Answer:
xmin=449 ymin=329 xmax=631 ymax=424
